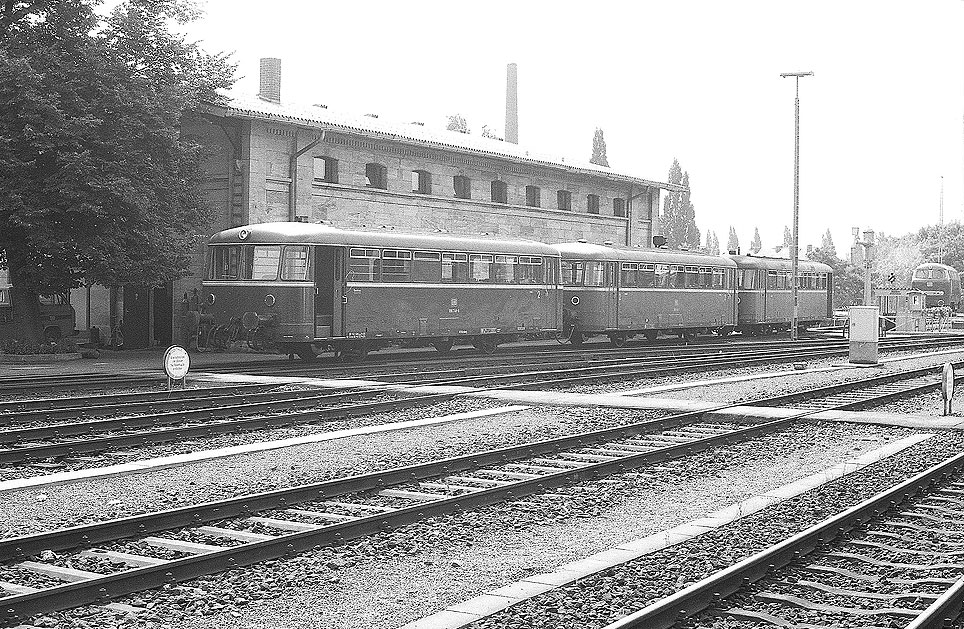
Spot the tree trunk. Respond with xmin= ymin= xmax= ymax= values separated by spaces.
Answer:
xmin=5 ymin=248 xmax=42 ymax=343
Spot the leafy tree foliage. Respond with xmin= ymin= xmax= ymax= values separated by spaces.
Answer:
xmin=783 ymin=226 xmax=792 ymax=247
xmin=481 ymin=124 xmax=501 ymax=140
xmin=446 ymin=114 xmax=468 ymax=133
xmin=590 ymin=127 xmax=609 ymax=167
xmin=660 ymin=160 xmax=699 ymax=250
xmin=808 ymin=242 xmax=863 ymax=309
xmin=0 ymin=0 xmax=234 ymax=339
xmin=705 ymin=230 xmax=720 ymax=256
xmin=750 ymin=228 xmax=762 ymax=254
xmin=819 ymin=229 xmax=837 ymax=259
xmin=726 ymin=226 xmax=740 ymax=253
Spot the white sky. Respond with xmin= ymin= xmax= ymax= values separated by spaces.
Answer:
xmin=178 ymin=0 xmax=964 ymax=253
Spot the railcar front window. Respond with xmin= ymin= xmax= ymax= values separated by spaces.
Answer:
xmin=245 ymin=246 xmax=281 ymax=280
xmin=210 ymin=245 xmax=241 ymax=280
xmin=281 ymin=246 xmax=311 ymax=281
xmin=442 ymin=252 xmax=469 ymax=283
xmin=348 ymin=248 xmax=380 ymax=281
xmin=562 ymin=261 xmax=583 ymax=286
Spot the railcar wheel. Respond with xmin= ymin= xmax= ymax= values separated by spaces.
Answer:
xmin=568 ymin=329 xmax=584 ymax=346
xmin=609 ymin=334 xmax=628 ymax=348
xmin=644 ymin=331 xmax=658 ymax=342
xmin=432 ymin=340 xmax=453 ymax=353
xmin=474 ymin=338 xmax=498 ymax=355
xmin=295 ymin=346 xmax=318 ymax=362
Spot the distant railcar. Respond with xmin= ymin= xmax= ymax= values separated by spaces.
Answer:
xmin=727 ymin=255 xmax=833 ymax=335
xmin=202 ymin=222 xmax=563 ymax=359
xmin=552 ymin=242 xmax=738 ymax=346
xmin=911 ymin=263 xmax=961 ymax=309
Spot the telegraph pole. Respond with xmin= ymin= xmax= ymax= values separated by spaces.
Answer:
xmin=780 ymin=71 xmax=814 ymax=341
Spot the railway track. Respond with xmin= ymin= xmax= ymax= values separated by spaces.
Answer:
xmin=0 ymin=363 xmax=958 ymax=624
xmin=603 ymin=449 xmax=964 ymax=629
xmin=2 ymin=339 xmax=960 ymax=468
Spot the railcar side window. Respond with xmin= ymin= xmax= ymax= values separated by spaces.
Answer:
xmin=712 ymin=268 xmax=725 ymax=289
xmin=584 ymin=262 xmax=606 ymax=287
xmin=348 ymin=248 xmax=380 ymax=281
xmin=413 ymin=251 xmax=441 ymax=282
xmin=382 ymin=249 xmax=413 ymax=282
xmin=281 ymin=246 xmax=311 ymax=281
xmin=684 ymin=266 xmax=699 ymax=289
xmin=639 ymin=264 xmax=655 ymax=288
xmin=442 ymin=252 xmax=469 ymax=283
xmin=767 ymin=270 xmax=777 ymax=289
xmin=210 ymin=245 xmax=241 ymax=280
xmin=562 ymin=261 xmax=583 ymax=286
xmin=494 ymin=255 xmax=518 ymax=284
xmin=654 ymin=264 xmax=670 ymax=288
xmin=469 ymin=254 xmax=493 ymax=282
xmin=738 ymin=269 xmax=754 ymax=289
xmin=698 ymin=267 xmax=712 ymax=288
xmin=245 ymin=246 xmax=281 ymax=281
xmin=669 ymin=265 xmax=685 ymax=289
xmin=516 ymin=256 xmax=544 ymax=284
xmin=620 ymin=263 xmax=638 ymax=287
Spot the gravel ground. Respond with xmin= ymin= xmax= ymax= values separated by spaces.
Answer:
xmin=13 ymin=421 xmax=926 ymax=629
xmin=557 ymin=347 xmax=964 ymax=406
xmin=0 ymin=403 xmax=667 ymax=537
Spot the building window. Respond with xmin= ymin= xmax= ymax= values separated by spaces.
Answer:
xmin=491 ymin=180 xmax=508 ymax=204
xmin=587 ymin=194 xmax=600 ymax=214
xmin=557 ymin=190 xmax=572 ymax=211
xmin=613 ymin=197 xmax=626 ymax=217
xmin=313 ymin=156 xmax=338 ymax=184
xmin=525 ymin=185 xmax=541 ymax=208
xmin=365 ymin=163 xmax=387 ymax=190
xmin=412 ymin=169 xmax=432 ymax=194
xmin=454 ymin=175 xmax=471 ymax=199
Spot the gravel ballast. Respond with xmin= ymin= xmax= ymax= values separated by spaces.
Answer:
xmin=19 ymin=421 xmax=936 ymax=629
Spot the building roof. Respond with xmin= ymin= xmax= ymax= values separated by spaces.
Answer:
xmin=201 ymin=92 xmax=684 ymax=192
xmin=726 ymin=254 xmax=832 ymax=273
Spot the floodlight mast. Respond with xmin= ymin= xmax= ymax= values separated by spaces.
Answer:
xmin=780 ymin=71 xmax=814 ymax=341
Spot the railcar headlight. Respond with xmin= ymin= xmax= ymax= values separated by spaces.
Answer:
xmin=264 ymin=294 xmax=276 ymax=307
xmin=571 ymin=296 xmax=580 ymax=305
xmin=207 ymin=293 xmax=216 ymax=305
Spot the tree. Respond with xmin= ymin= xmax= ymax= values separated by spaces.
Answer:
xmin=590 ymin=127 xmax=609 ymax=167
xmin=727 ymin=226 xmax=740 ymax=253
xmin=446 ymin=114 xmax=468 ymax=133
xmin=481 ymin=124 xmax=501 ymax=140
xmin=705 ymin=230 xmax=720 ymax=256
xmin=660 ymin=160 xmax=700 ymax=249
xmin=0 ymin=0 xmax=235 ymax=341
xmin=820 ymin=229 xmax=837 ymax=259
xmin=750 ymin=228 xmax=762 ymax=254
xmin=783 ymin=226 xmax=792 ymax=247
xmin=808 ymin=241 xmax=862 ymax=310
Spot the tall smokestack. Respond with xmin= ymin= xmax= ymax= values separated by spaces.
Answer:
xmin=505 ymin=63 xmax=519 ymax=144
xmin=259 ymin=57 xmax=282 ymax=104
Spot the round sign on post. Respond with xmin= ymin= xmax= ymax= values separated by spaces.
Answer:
xmin=942 ymin=362 xmax=955 ymax=416
xmin=163 ymin=345 xmax=191 ymax=389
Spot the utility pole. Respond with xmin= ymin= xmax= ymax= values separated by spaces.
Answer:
xmin=939 ymin=175 xmax=945 ymax=263
xmin=780 ymin=71 xmax=814 ymax=340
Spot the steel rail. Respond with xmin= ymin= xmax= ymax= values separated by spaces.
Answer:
xmin=905 ymin=575 xmax=964 ymax=629
xmin=0 ymin=363 xmax=959 ymax=622
xmin=602 ymin=449 xmax=964 ymax=629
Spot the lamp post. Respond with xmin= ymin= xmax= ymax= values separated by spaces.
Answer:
xmin=780 ymin=71 xmax=813 ymax=340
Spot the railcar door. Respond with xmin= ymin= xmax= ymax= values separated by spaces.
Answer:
xmin=607 ymin=262 xmax=618 ymax=328
xmin=314 ymin=246 xmax=345 ymax=338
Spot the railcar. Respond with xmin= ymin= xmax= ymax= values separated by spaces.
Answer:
xmin=727 ymin=254 xmax=833 ymax=335
xmin=911 ymin=263 xmax=961 ymax=309
xmin=553 ymin=242 xmax=738 ymax=346
xmin=202 ymin=222 xmax=562 ymax=359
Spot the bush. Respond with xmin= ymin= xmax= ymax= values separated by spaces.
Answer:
xmin=0 ymin=337 xmax=78 ymax=355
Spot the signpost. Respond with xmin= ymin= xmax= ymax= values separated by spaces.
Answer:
xmin=163 ymin=345 xmax=190 ymax=391
xmin=942 ymin=362 xmax=955 ymax=416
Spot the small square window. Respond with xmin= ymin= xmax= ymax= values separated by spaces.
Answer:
xmin=313 ymin=156 xmax=338 ymax=184
xmin=587 ymin=194 xmax=600 ymax=214
xmin=454 ymin=175 xmax=471 ymax=199
xmin=525 ymin=185 xmax=541 ymax=208
xmin=491 ymin=180 xmax=508 ymax=204
xmin=557 ymin=190 xmax=571 ymax=211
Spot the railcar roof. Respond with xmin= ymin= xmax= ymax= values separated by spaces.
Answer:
xmin=209 ymin=222 xmax=561 ymax=256
xmin=915 ymin=262 xmax=958 ymax=271
xmin=726 ymin=254 xmax=832 ymax=273
xmin=551 ymin=242 xmax=737 ymax=267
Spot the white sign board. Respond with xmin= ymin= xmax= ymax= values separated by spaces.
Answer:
xmin=943 ymin=362 xmax=955 ymax=416
xmin=163 ymin=345 xmax=191 ymax=381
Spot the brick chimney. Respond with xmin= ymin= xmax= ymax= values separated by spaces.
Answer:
xmin=505 ymin=63 xmax=519 ymax=144
xmin=259 ymin=57 xmax=282 ymax=104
